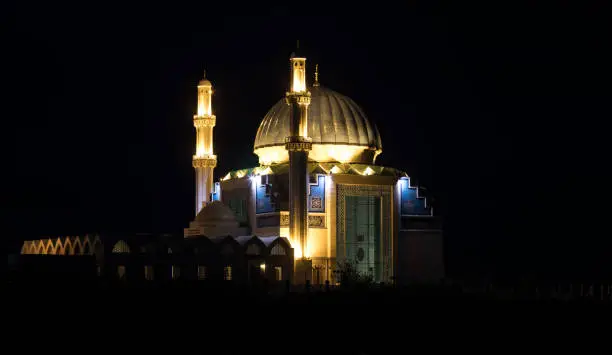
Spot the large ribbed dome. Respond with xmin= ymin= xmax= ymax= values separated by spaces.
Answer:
xmin=254 ymin=86 xmax=382 ymax=165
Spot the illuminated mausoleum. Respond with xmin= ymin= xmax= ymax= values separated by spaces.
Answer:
xmin=18 ymin=49 xmax=444 ymax=286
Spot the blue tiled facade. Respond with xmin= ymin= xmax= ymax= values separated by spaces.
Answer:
xmin=308 ymin=174 xmax=326 ymax=213
xmin=255 ymin=176 xmax=276 ymax=214
xmin=211 ymin=182 xmax=221 ymax=202
xmin=399 ymin=177 xmax=430 ymax=216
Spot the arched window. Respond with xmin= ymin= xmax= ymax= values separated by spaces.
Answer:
xmin=83 ymin=242 xmax=91 ymax=254
xmin=246 ymin=244 xmax=261 ymax=255
xmin=112 ymin=240 xmax=130 ymax=253
xmin=270 ymin=243 xmax=286 ymax=256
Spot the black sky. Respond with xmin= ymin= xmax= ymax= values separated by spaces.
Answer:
xmin=5 ymin=2 xmax=611 ymax=280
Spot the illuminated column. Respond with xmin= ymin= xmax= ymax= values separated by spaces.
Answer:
xmin=193 ymin=71 xmax=217 ymax=215
xmin=285 ymin=47 xmax=312 ymax=282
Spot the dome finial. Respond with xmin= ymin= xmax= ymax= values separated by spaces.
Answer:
xmin=313 ymin=64 xmax=320 ymax=86
xmin=203 ymin=69 xmax=206 ymax=79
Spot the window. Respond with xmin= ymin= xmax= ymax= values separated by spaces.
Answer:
xmin=274 ymin=266 xmax=282 ymax=281
xmin=197 ymin=265 xmax=207 ymax=280
xmin=144 ymin=265 xmax=154 ymax=280
xmin=172 ymin=265 xmax=180 ymax=280
xmin=228 ymin=198 xmax=248 ymax=223
xmin=117 ymin=265 xmax=126 ymax=279
xmin=246 ymin=244 xmax=261 ymax=255
xmin=270 ymin=243 xmax=286 ymax=255
xmin=223 ymin=266 xmax=232 ymax=281
xmin=112 ymin=240 xmax=130 ymax=253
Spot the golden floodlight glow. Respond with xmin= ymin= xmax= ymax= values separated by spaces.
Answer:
xmin=254 ymin=144 xmax=378 ymax=165
xmin=291 ymin=58 xmax=307 ymax=93
xmin=197 ymin=85 xmax=212 ymax=117
xmin=289 ymin=237 xmax=309 ymax=259
xmin=330 ymin=165 xmax=342 ymax=174
xmin=363 ymin=166 xmax=374 ymax=176
xmin=260 ymin=263 xmax=266 ymax=272
xmin=221 ymin=173 xmax=231 ymax=181
xmin=236 ymin=171 xmax=245 ymax=178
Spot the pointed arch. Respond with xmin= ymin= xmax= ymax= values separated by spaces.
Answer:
xmin=221 ymin=243 xmax=235 ymax=255
xmin=219 ymin=236 xmax=240 ymax=256
xmin=90 ymin=234 xmax=102 ymax=246
xmin=82 ymin=239 xmax=91 ymax=254
xmin=45 ymin=240 xmax=54 ymax=255
xmin=112 ymin=240 xmax=130 ymax=253
xmin=64 ymin=238 xmax=73 ymax=255
xmin=246 ymin=243 xmax=262 ymax=255
xmin=55 ymin=238 xmax=65 ymax=254
xmin=245 ymin=237 xmax=266 ymax=256
xmin=22 ymin=242 xmax=29 ymax=254
xmin=270 ymin=243 xmax=287 ymax=256
xmin=268 ymin=237 xmax=291 ymax=256
xmin=73 ymin=237 xmax=83 ymax=255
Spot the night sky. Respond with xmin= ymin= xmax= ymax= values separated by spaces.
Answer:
xmin=5 ymin=3 xmax=610 ymax=280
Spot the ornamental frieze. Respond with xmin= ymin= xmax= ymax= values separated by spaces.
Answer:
xmin=279 ymin=213 xmax=325 ymax=228
xmin=193 ymin=116 xmax=216 ymax=128
xmin=285 ymin=142 xmax=312 ymax=151
xmin=192 ymin=157 xmax=217 ymax=168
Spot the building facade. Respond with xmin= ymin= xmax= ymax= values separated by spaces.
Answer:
xmin=184 ymin=50 xmax=444 ymax=285
xmin=19 ymin=48 xmax=444 ymax=286
xmin=20 ymin=233 xmax=294 ymax=283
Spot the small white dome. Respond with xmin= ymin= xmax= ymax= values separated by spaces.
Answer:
xmin=195 ymin=201 xmax=238 ymax=225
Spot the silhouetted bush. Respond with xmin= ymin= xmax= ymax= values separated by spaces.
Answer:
xmin=333 ymin=260 xmax=374 ymax=289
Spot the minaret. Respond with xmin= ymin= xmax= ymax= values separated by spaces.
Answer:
xmin=192 ymin=71 xmax=217 ymax=215
xmin=285 ymin=43 xmax=312 ymax=282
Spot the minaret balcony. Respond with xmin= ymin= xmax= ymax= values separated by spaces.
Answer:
xmin=193 ymin=115 xmax=216 ymax=128
xmin=192 ymin=155 xmax=217 ymax=168
xmin=285 ymin=91 xmax=312 ymax=105
xmin=285 ymin=136 xmax=312 ymax=151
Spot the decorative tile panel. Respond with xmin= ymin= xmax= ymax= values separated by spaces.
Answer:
xmin=308 ymin=174 xmax=326 ymax=213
